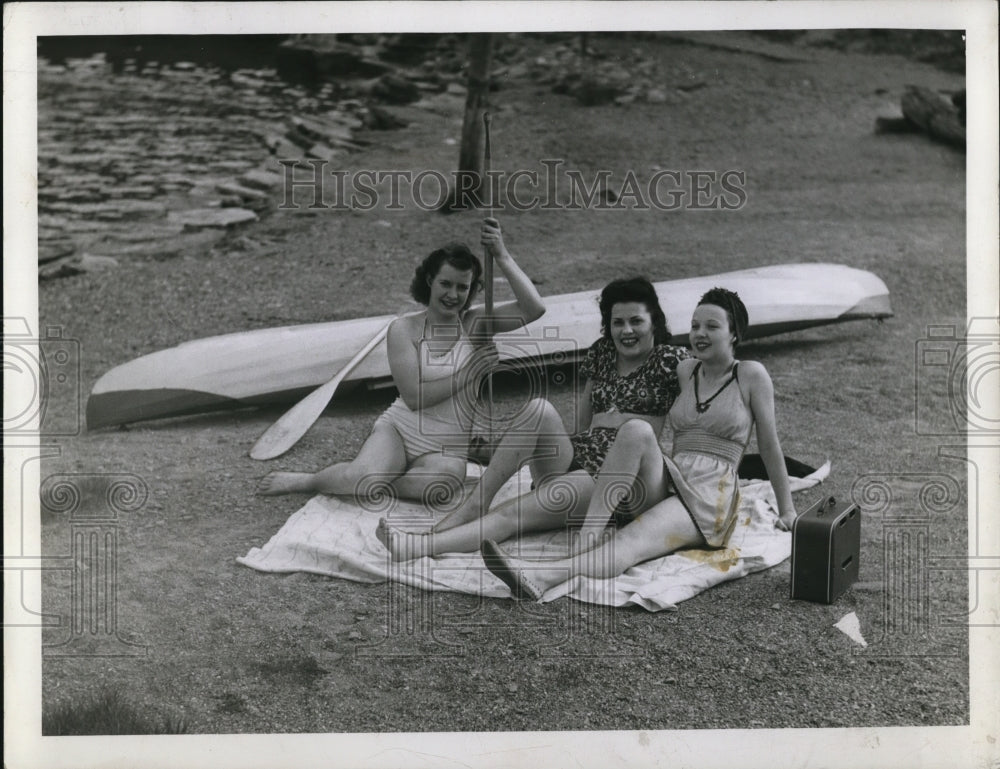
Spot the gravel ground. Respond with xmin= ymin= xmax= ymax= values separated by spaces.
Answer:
xmin=34 ymin=29 xmax=978 ymax=746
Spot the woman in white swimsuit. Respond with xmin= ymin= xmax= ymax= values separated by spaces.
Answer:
xmin=258 ymin=218 xmax=544 ymax=503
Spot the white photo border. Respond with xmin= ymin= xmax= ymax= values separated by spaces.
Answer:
xmin=5 ymin=2 xmax=998 ymax=768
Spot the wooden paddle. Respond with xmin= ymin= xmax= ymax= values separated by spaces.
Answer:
xmin=481 ymin=111 xmax=495 ymax=447
xmin=249 ymin=320 xmax=393 ymax=460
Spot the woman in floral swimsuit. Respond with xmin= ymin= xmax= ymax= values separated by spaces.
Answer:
xmin=377 ymin=276 xmax=689 ymax=560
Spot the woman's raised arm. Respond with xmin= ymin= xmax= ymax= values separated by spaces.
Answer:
xmin=466 ymin=218 xmax=546 ymax=336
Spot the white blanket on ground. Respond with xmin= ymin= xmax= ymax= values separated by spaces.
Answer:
xmin=238 ymin=462 xmax=830 ymax=611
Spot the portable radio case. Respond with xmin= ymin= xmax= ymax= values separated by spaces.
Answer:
xmin=790 ymin=495 xmax=861 ymax=603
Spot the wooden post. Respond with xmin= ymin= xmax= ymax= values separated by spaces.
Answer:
xmin=453 ymin=33 xmax=494 ymax=209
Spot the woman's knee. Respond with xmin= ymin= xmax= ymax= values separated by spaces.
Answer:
xmin=615 ymin=418 xmax=658 ymax=449
xmin=419 ymin=476 xmax=464 ymax=507
xmin=525 ymin=398 xmax=562 ymax=429
xmin=433 ymin=469 xmax=466 ymax=499
xmin=406 ymin=457 xmax=466 ymax=501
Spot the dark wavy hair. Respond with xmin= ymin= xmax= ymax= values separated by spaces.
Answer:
xmin=598 ymin=276 xmax=671 ymax=345
xmin=409 ymin=242 xmax=483 ymax=311
xmin=697 ymin=287 xmax=749 ymax=347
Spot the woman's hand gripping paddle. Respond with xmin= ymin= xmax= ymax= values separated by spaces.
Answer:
xmin=249 ymin=320 xmax=393 ymax=460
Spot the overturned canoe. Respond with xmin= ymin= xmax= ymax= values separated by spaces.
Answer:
xmin=86 ymin=263 xmax=892 ymax=429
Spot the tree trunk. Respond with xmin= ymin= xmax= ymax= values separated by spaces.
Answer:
xmin=443 ymin=34 xmax=494 ymax=212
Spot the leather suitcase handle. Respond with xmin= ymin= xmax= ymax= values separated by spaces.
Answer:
xmin=816 ymin=495 xmax=837 ymax=516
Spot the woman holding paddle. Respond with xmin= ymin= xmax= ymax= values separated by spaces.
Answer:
xmin=480 ymin=287 xmax=798 ymax=600
xmin=377 ymin=276 xmax=691 ymax=560
xmin=258 ymin=217 xmax=544 ymax=502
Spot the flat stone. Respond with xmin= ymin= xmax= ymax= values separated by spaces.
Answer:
xmin=371 ymin=73 xmax=421 ymax=105
xmin=284 ymin=125 xmax=315 ymax=150
xmin=41 ymin=190 xmax=105 ymax=203
xmin=321 ymin=109 xmax=364 ymax=130
xmin=211 ymin=160 xmax=255 ymax=172
xmin=38 ymin=241 xmax=76 ymax=263
xmin=276 ymin=39 xmax=390 ymax=80
xmin=89 ymin=228 xmax=222 ymax=259
xmin=290 ymin=114 xmax=356 ymax=144
xmin=265 ymin=137 xmax=306 ymax=161
xmin=306 ymin=143 xmax=344 ymax=162
xmin=238 ymin=169 xmax=285 ymax=191
xmin=412 ymin=91 xmax=465 ymax=115
xmin=112 ymin=199 xmax=168 ymax=220
xmin=38 ymin=256 xmax=84 ymax=281
xmin=107 ymin=185 xmax=161 ymax=199
xmin=413 ymin=80 xmax=442 ymax=92
xmin=103 ymin=223 xmax=186 ymax=242
xmin=78 ymin=254 xmax=120 ymax=270
xmin=46 ymin=200 xmax=165 ymax=219
xmin=48 ymin=218 xmax=108 ymax=234
xmin=160 ymin=173 xmax=202 ymax=187
xmin=186 ymin=188 xmax=225 ymax=206
xmin=52 ymin=153 xmax=112 ymax=166
xmin=86 ymin=239 xmax=183 ymax=259
xmin=364 ymin=105 xmax=409 ymax=130
xmin=216 ymin=181 xmax=269 ymax=200
xmin=38 ymin=214 xmax=70 ymax=230
xmin=168 ymin=207 xmax=258 ymax=230
xmin=230 ymin=72 xmax=271 ymax=89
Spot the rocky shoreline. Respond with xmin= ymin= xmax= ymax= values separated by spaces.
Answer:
xmin=34 ymin=33 xmax=726 ymax=280
xmin=38 ymin=30 xmax=964 ymax=281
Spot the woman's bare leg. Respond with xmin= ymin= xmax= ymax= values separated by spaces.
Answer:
xmin=257 ymin=423 xmax=407 ymax=496
xmin=392 ymin=452 xmax=468 ymax=504
xmin=432 ymin=399 xmax=574 ymax=532
xmin=483 ymin=495 xmax=703 ymax=599
xmin=377 ymin=471 xmax=594 ymax=560
xmin=572 ymin=419 xmax=671 ymax=546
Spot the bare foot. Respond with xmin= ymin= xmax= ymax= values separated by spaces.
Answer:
xmin=256 ymin=471 xmax=316 ymax=496
xmin=375 ymin=518 xmax=430 ymax=561
xmin=481 ymin=539 xmax=565 ymax=601
xmin=374 ymin=517 xmax=392 ymax=551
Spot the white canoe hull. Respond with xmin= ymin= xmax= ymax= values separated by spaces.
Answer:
xmin=86 ymin=263 xmax=891 ymax=428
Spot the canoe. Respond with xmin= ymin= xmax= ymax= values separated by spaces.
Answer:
xmin=86 ymin=263 xmax=892 ymax=429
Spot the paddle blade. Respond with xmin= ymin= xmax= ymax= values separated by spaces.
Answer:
xmin=249 ymin=321 xmax=392 ymax=460
xmin=249 ymin=377 xmax=345 ymax=460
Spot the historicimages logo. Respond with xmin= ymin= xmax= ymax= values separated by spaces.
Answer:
xmin=914 ymin=318 xmax=1000 ymax=436
xmin=3 ymin=316 xmax=82 ymax=436
xmin=277 ymin=159 xmax=748 ymax=212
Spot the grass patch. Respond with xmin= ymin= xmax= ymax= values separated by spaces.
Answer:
xmin=43 ymin=687 xmax=188 ymax=736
